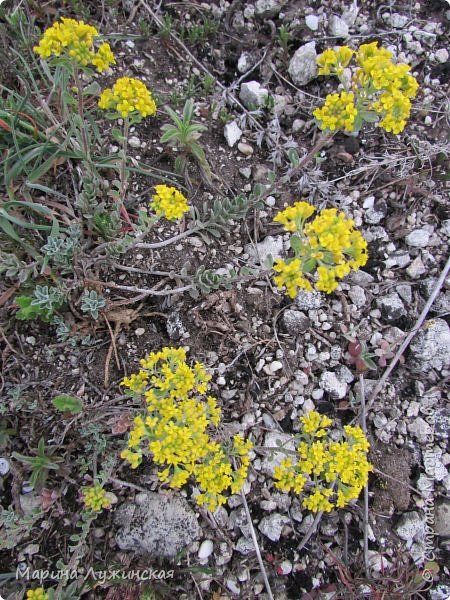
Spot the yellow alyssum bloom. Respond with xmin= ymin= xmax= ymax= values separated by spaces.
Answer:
xmin=313 ymin=91 xmax=358 ymax=133
xmin=317 ymin=46 xmax=354 ymax=76
xmin=120 ymin=347 xmax=252 ymax=510
xmin=34 ymin=18 xmax=115 ymax=72
xmin=98 ymin=77 xmax=157 ymax=118
xmin=273 ymin=258 xmax=313 ymax=298
xmin=26 ymin=589 xmax=49 ymax=600
xmin=273 ymin=411 xmax=372 ymax=512
xmin=274 ymin=201 xmax=316 ymax=232
xmin=150 ymin=184 xmax=189 ymax=221
xmin=82 ymin=483 xmax=112 ymax=512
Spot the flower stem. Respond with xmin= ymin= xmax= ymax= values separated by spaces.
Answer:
xmin=73 ymin=66 xmax=91 ymax=166
xmin=119 ymin=117 xmax=133 ymax=227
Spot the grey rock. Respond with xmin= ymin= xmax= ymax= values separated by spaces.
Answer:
xmin=434 ymin=501 xmax=450 ymax=537
xmin=0 ymin=458 xmax=10 ymax=476
xmin=261 ymin=431 xmax=296 ymax=475
xmin=114 ymin=493 xmax=201 ymax=558
xmin=235 ymin=536 xmax=255 ymax=555
xmin=224 ymin=121 xmax=243 ymax=147
xmin=435 ymin=48 xmax=449 ymax=63
xmin=376 ymin=293 xmax=405 ymax=323
xmin=348 ymin=285 xmax=367 ymax=307
xmin=397 ymin=284 xmax=412 ymax=305
xmin=294 ymin=289 xmax=323 ymax=310
xmin=239 ymin=167 xmax=252 ymax=179
xmin=245 ymin=235 xmax=284 ymax=265
xmin=281 ymin=309 xmax=310 ymax=334
xmin=430 ymin=584 xmax=450 ymax=600
xmin=319 ymin=371 xmax=347 ymax=400
xmin=239 ymin=81 xmax=269 ymax=108
xmin=408 ymin=417 xmax=433 ymax=445
xmin=305 ymin=15 xmax=319 ymax=31
xmin=434 ymin=408 xmax=450 ymax=439
xmin=328 ymin=14 xmax=349 ymax=37
xmin=406 ymin=255 xmax=426 ymax=279
xmin=229 ymin=507 xmax=250 ymax=537
xmin=384 ymin=12 xmax=409 ymax=28
xmin=258 ymin=513 xmax=290 ymax=542
xmin=409 ymin=318 xmax=450 ymax=372
xmin=384 ymin=249 xmax=411 ymax=269
xmin=128 ymin=136 xmax=141 ymax=148
xmin=19 ymin=493 xmax=40 ymax=516
xmin=341 ymin=5 xmax=359 ymax=26
xmin=255 ymin=0 xmax=282 ymax=18
xmin=364 ymin=204 xmax=386 ymax=224
xmin=166 ymin=311 xmax=186 ymax=340
xmin=238 ymin=142 xmax=254 ymax=156
xmin=394 ymin=511 xmax=425 ymax=546
xmin=349 ymin=270 xmax=374 ymax=286
xmin=216 ymin=542 xmax=233 ymax=565
xmin=335 ymin=364 xmax=354 ymax=384
xmin=198 ymin=540 xmax=214 ymax=560
xmin=405 ymin=229 xmax=430 ymax=248
xmin=288 ymin=42 xmax=318 ymax=86
xmin=237 ymin=52 xmax=254 ymax=74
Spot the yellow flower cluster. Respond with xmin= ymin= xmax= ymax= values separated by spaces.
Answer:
xmin=82 ymin=483 xmax=112 ymax=512
xmin=314 ymin=42 xmax=419 ymax=134
xmin=150 ymin=184 xmax=189 ymax=221
xmin=313 ymin=91 xmax=358 ymax=133
xmin=273 ymin=202 xmax=368 ymax=296
xmin=26 ymin=589 xmax=48 ymax=600
xmin=273 ymin=411 xmax=372 ymax=512
xmin=33 ymin=18 xmax=115 ymax=73
xmin=98 ymin=77 xmax=157 ymax=119
xmin=317 ymin=46 xmax=353 ymax=76
xmin=120 ymin=347 xmax=253 ymax=512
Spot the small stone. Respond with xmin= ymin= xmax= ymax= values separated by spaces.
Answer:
xmin=435 ymin=500 xmax=450 ymax=537
xmin=26 ymin=336 xmax=36 ymax=346
xmin=292 ymin=118 xmax=306 ymax=133
xmin=0 ymin=458 xmax=10 ymax=476
xmin=408 ymin=418 xmax=433 ymax=445
xmin=281 ymin=310 xmax=310 ymax=335
xmin=226 ymin=576 xmax=240 ymax=595
xmin=238 ymin=142 xmax=254 ymax=156
xmin=319 ymin=371 xmax=347 ymax=400
xmin=278 ymin=560 xmax=293 ymax=575
xmin=288 ymin=42 xmax=318 ymax=86
xmin=19 ymin=493 xmax=40 ymax=516
xmin=254 ymin=0 xmax=282 ymax=18
xmin=312 ymin=389 xmax=324 ymax=400
xmin=237 ymin=52 xmax=254 ymax=73
xmin=135 ymin=327 xmax=145 ymax=336
xmin=435 ymin=48 xmax=449 ymax=63
xmin=305 ymin=15 xmax=319 ymax=31
xmin=216 ymin=542 xmax=233 ymax=565
xmin=245 ymin=235 xmax=284 ymax=266
xmin=264 ymin=360 xmax=283 ymax=375
xmin=294 ymin=289 xmax=322 ymax=310
xmin=394 ymin=511 xmax=425 ymax=546
xmin=384 ymin=249 xmax=411 ymax=269
xmin=384 ymin=12 xmax=409 ymax=28
xmin=409 ymin=318 xmax=450 ymax=373
xmin=328 ymin=14 xmax=349 ymax=37
xmin=166 ymin=311 xmax=186 ymax=340
xmin=198 ymin=539 xmax=214 ymax=560
xmin=239 ymin=167 xmax=252 ymax=179
xmin=224 ymin=121 xmax=243 ymax=147
xmin=240 ymin=81 xmax=269 ymax=108
xmin=235 ymin=536 xmax=255 ymax=555
xmin=376 ymin=293 xmax=405 ymax=323
xmin=128 ymin=136 xmax=141 ymax=148
xmin=406 ymin=255 xmax=426 ymax=279
xmin=364 ymin=204 xmax=386 ymax=224
xmin=405 ymin=229 xmax=430 ymax=248
xmin=348 ymin=285 xmax=366 ymax=307
xmin=265 ymin=195 xmax=276 ymax=207
xmin=258 ymin=513 xmax=290 ymax=542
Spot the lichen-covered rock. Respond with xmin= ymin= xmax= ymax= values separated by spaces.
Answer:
xmin=114 ymin=492 xmax=201 ymax=559
xmin=409 ymin=318 xmax=450 ymax=372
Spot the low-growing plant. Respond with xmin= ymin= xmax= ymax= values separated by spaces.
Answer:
xmin=160 ymin=99 xmax=211 ymax=184
xmin=314 ymin=42 xmax=419 ymax=134
xmin=273 ymin=411 xmax=372 ymax=512
xmin=80 ymin=289 xmax=106 ymax=320
xmin=272 ymin=201 xmax=368 ymax=296
xmin=12 ymin=437 xmax=62 ymax=491
xmin=120 ymin=347 xmax=253 ymax=512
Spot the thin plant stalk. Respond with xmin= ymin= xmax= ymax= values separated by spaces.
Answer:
xmin=118 ymin=116 xmax=133 ymax=227
xmin=72 ymin=66 xmax=92 ymax=166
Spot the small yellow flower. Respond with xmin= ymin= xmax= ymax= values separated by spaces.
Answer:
xmin=273 ymin=258 xmax=313 ymax=298
xmin=313 ymin=91 xmax=358 ymax=133
xmin=274 ymin=201 xmax=316 ymax=232
xmin=98 ymin=77 xmax=157 ymax=118
xmin=34 ymin=18 xmax=115 ymax=72
xmin=150 ymin=184 xmax=189 ymax=221
xmin=82 ymin=483 xmax=112 ymax=512
xmin=26 ymin=589 xmax=49 ymax=600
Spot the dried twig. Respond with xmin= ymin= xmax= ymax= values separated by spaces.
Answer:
xmin=359 ymin=373 xmax=369 ymax=577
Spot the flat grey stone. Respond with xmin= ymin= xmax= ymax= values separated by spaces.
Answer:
xmin=239 ymin=81 xmax=269 ymax=108
xmin=409 ymin=318 xmax=450 ymax=372
xmin=281 ymin=309 xmax=310 ymax=334
xmin=258 ymin=513 xmax=290 ymax=542
xmin=261 ymin=431 xmax=296 ymax=475
xmin=224 ymin=121 xmax=242 ymax=147
xmin=405 ymin=229 xmax=430 ymax=248
xmin=329 ymin=14 xmax=349 ymax=37
xmin=319 ymin=371 xmax=347 ymax=399
xmin=288 ymin=42 xmax=318 ymax=86
xmin=255 ymin=0 xmax=282 ymax=18
xmin=114 ymin=492 xmax=201 ymax=559
xmin=394 ymin=511 xmax=425 ymax=545
xmin=244 ymin=235 xmax=284 ymax=266
xmin=376 ymin=293 xmax=405 ymax=323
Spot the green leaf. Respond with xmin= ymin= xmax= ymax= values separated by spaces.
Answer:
xmin=360 ymin=110 xmax=379 ymax=123
xmin=83 ymin=81 xmax=101 ymax=96
xmin=302 ymin=258 xmax=316 ymax=273
xmin=289 ymin=235 xmax=302 ymax=254
xmin=52 ymin=394 xmax=83 ymax=414
xmin=252 ymin=183 xmax=266 ymax=198
xmin=267 ymin=170 xmax=277 ymax=183
xmin=111 ymin=128 xmax=125 ymax=143
xmin=287 ymin=148 xmax=299 ymax=167
xmin=265 ymin=254 xmax=274 ymax=268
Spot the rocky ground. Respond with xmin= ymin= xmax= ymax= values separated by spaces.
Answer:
xmin=1 ymin=0 xmax=450 ymax=599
